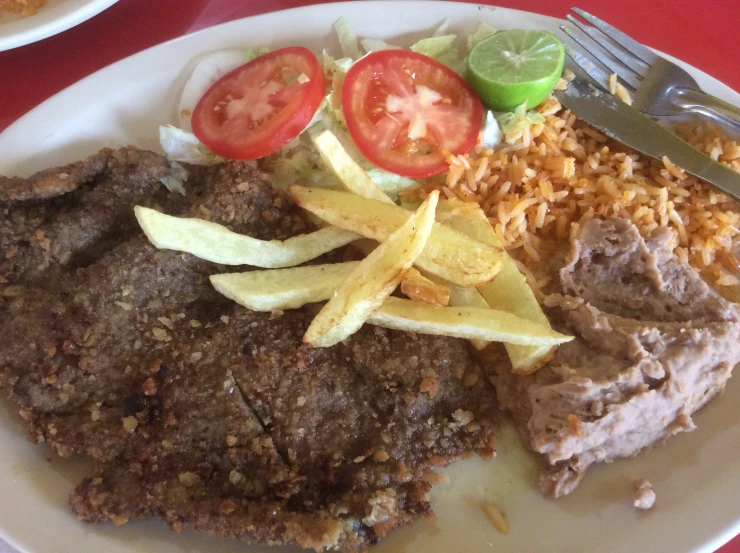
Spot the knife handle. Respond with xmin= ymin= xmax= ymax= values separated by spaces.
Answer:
xmin=674 ymin=88 xmax=740 ymax=135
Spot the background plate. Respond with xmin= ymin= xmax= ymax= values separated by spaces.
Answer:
xmin=0 ymin=2 xmax=739 ymax=553
xmin=0 ymin=0 xmax=118 ymax=52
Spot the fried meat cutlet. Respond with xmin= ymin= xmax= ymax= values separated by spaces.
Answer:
xmin=0 ymin=149 xmax=498 ymax=552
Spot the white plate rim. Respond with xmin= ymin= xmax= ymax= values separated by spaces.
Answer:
xmin=0 ymin=3 xmax=739 ymax=553
xmin=0 ymin=0 xmax=119 ymax=52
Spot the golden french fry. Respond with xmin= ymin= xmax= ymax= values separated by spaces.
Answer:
xmin=312 ymin=129 xmax=393 ymax=204
xmin=212 ymin=268 xmax=571 ymax=348
xmin=435 ymin=199 xmax=502 ymax=247
xmin=210 ymin=262 xmax=359 ymax=311
xmin=421 ymin=267 xmax=493 ymax=350
xmin=478 ymin=259 xmax=556 ymax=372
xmin=401 ymin=267 xmax=450 ymax=307
xmin=445 ymin=284 xmax=490 ymax=350
xmin=367 ymin=297 xmax=572 ymax=347
xmin=304 ymin=191 xmax=439 ymax=347
xmin=437 ymin=199 xmax=557 ymax=373
xmin=135 ymin=206 xmax=358 ymax=268
xmin=290 ymin=186 xmax=503 ymax=287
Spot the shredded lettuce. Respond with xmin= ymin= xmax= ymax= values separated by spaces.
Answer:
xmin=159 ymin=125 xmax=224 ymax=165
xmin=322 ymin=50 xmax=354 ymax=74
xmin=334 ymin=17 xmax=362 ymax=60
xmin=436 ymin=49 xmax=465 ymax=73
xmin=160 ymin=161 xmax=188 ymax=195
xmin=527 ymin=111 xmax=546 ymax=125
xmin=361 ymin=37 xmax=398 ymax=53
xmin=410 ymin=34 xmax=463 ymax=73
xmin=327 ymin=73 xmax=346 ymax=124
xmin=244 ymin=47 xmax=270 ymax=62
xmin=480 ymin=111 xmax=502 ymax=148
xmin=365 ymin=168 xmax=418 ymax=199
xmin=264 ymin=135 xmax=343 ymax=190
xmin=305 ymin=97 xmax=329 ymax=130
xmin=468 ymin=22 xmax=497 ymax=50
xmin=321 ymin=50 xmax=353 ymax=125
xmin=410 ymin=34 xmax=457 ymax=59
xmin=267 ymin=146 xmax=318 ymax=188
xmin=498 ymin=102 xmax=546 ymax=142
xmin=497 ymin=113 xmax=521 ymax=136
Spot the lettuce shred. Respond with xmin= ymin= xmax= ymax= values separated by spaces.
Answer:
xmin=159 ymin=125 xmax=224 ymax=165
xmin=468 ymin=22 xmax=497 ymax=50
xmin=366 ymin=168 xmax=419 ymax=199
xmin=160 ymin=161 xmax=189 ymax=195
xmin=334 ymin=17 xmax=362 ymax=59
xmin=498 ymin=103 xmax=546 ymax=143
xmin=244 ymin=47 xmax=270 ymax=62
xmin=410 ymin=34 xmax=460 ymax=70
xmin=361 ymin=37 xmax=397 ymax=53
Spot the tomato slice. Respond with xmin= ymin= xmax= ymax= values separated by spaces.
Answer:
xmin=192 ymin=47 xmax=325 ymax=160
xmin=342 ymin=50 xmax=483 ymax=178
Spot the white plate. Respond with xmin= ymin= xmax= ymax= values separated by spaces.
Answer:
xmin=0 ymin=0 xmax=118 ymax=52
xmin=1 ymin=3 xmax=739 ymax=553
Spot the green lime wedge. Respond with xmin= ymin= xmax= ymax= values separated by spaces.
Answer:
xmin=467 ymin=29 xmax=565 ymax=111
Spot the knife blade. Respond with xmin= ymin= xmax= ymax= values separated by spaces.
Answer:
xmin=555 ymin=78 xmax=740 ymax=201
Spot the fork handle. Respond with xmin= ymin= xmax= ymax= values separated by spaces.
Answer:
xmin=674 ymin=88 xmax=740 ymax=135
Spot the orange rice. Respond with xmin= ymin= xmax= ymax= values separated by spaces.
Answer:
xmin=400 ymin=96 xmax=740 ymax=291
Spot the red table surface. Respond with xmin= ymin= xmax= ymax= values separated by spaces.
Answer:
xmin=0 ymin=0 xmax=739 ymax=551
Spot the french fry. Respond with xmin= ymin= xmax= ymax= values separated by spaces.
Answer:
xmin=367 ymin=297 xmax=572 ymax=347
xmin=210 ymin=262 xmax=359 ymax=311
xmin=421 ymin=267 xmax=491 ymax=350
xmin=445 ymin=284 xmax=490 ymax=350
xmin=312 ymin=129 xmax=393 ymax=204
xmin=211 ymin=268 xmax=572 ymax=347
xmin=477 ymin=259 xmax=556 ymax=372
xmin=437 ymin=199 xmax=557 ymax=373
xmin=290 ymin=186 xmax=503 ymax=287
xmin=401 ymin=267 xmax=450 ymax=307
xmin=304 ymin=191 xmax=439 ymax=347
xmin=135 ymin=206 xmax=359 ymax=268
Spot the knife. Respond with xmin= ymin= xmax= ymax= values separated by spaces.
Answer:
xmin=555 ymin=78 xmax=740 ymax=201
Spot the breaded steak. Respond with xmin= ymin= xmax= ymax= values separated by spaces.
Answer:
xmin=0 ymin=149 xmax=497 ymax=552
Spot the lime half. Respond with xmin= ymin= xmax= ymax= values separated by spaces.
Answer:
xmin=467 ymin=30 xmax=565 ymax=111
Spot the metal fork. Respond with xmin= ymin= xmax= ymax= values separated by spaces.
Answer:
xmin=560 ymin=7 xmax=740 ymax=134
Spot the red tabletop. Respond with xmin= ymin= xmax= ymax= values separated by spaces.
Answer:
xmin=0 ymin=0 xmax=739 ymax=552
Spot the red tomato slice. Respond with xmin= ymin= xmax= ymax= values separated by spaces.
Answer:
xmin=192 ymin=47 xmax=325 ymax=160
xmin=342 ymin=50 xmax=483 ymax=178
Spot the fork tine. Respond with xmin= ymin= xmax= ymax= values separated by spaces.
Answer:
xmin=565 ymin=14 xmax=649 ymax=79
xmin=561 ymin=40 xmax=612 ymax=92
xmin=561 ymin=25 xmax=639 ymax=91
xmin=571 ymin=7 xmax=659 ymax=66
